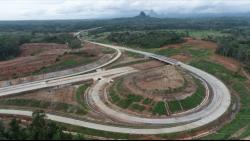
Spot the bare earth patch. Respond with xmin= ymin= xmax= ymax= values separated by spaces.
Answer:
xmin=183 ymin=38 xmax=218 ymax=50
xmin=124 ymin=66 xmax=197 ymax=101
xmin=136 ymin=65 xmax=184 ymax=91
xmin=0 ymin=43 xmax=69 ymax=80
xmin=20 ymin=43 xmax=68 ymax=56
xmin=210 ymin=55 xmax=241 ymax=72
xmin=161 ymin=37 xmax=218 ymax=50
xmin=131 ymin=60 xmax=165 ymax=70
xmin=161 ymin=38 xmax=242 ymax=73
xmin=7 ymin=86 xmax=78 ymax=105
xmin=171 ymin=54 xmax=192 ymax=62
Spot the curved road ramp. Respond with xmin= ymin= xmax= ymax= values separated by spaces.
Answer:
xmin=0 ymin=41 xmax=231 ymax=135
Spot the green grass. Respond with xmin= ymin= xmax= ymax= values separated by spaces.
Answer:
xmin=187 ymin=30 xmax=228 ymax=39
xmin=187 ymin=48 xmax=212 ymax=58
xmin=142 ymin=98 xmax=153 ymax=105
xmin=126 ymin=51 xmax=145 ymax=58
xmin=131 ymin=103 xmax=145 ymax=112
xmin=152 ymin=48 xmax=181 ymax=57
xmin=110 ymin=90 xmax=121 ymax=103
xmin=34 ymin=54 xmax=96 ymax=75
xmin=190 ymin=60 xmax=246 ymax=82
xmin=0 ymin=99 xmax=86 ymax=115
xmin=109 ymin=79 xmax=122 ymax=103
xmin=117 ymin=99 xmax=133 ymax=109
xmin=179 ymin=78 xmax=205 ymax=110
xmin=189 ymin=60 xmax=250 ymax=140
xmin=239 ymin=126 xmax=250 ymax=139
xmin=109 ymin=59 xmax=147 ymax=69
xmin=101 ymin=47 xmax=116 ymax=54
xmin=152 ymin=101 xmax=167 ymax=116
xmin=110 ymin=78 xmax=144 ymax=109
xmin=116 ymin=94 xmax=143 ymax=109
xmin=168 ymin=101 xmax=182 ymax=113
xmin=127 ymin=94 xmax=143 ymax=102
xmin=60 ymin=123 xmax=131 ymax=139
xmin=147 ymin=43 xmax=211 ymax=61
xmin=75 ymin=84 xmax=90 ymax=113
xmin=110 ymin=73 xmax=206 ymax=116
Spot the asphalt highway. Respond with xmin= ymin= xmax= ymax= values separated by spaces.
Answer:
xmin=0 ymin=41 xmax=231 ymax=135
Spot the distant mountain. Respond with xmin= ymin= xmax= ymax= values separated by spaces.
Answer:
xmin=146 ymin=10 xmax=165 ymax=18
xmin=134 ymin=11 xmax=151 ymax=18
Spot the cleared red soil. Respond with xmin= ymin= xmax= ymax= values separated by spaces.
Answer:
xmin=210 ymin=55 xmax=241 ymax=72
xmin=162 ymin=37 xmax=218 ymax=50
xmin=0 ymin=43 xmax=68 ymax=80
xmin=171 ymin=54 xmax=193 ymax=62
xmin=163 ymin=38 xmax=241 ymax=72
xmin=20 ymin=43 xmax=68 ymax=56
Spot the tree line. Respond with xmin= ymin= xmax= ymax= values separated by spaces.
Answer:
xmin=216 ymin=28 xmax=250 ymax=65
xmin=107 ymin=31 xmax=185 ymax=48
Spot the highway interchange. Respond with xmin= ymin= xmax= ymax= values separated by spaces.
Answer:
xmin=0 ymin=40 xmax=231 ymax=135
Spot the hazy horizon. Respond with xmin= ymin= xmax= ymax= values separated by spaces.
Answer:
xmin=0 ymin=0 xmax=250 ymax=20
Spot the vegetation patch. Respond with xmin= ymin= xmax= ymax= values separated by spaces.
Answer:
xmin=75 ymin=84 xmax=91 ymax=113
xmin=168 ymin=101 xmax=182 ymax=113
xmin=33 ymin=53 xmax=96 ymax=74
xmin=152 ymin=101 xmax=167 ymax=116
xmin=142 ymin=98 xmax=153 ymax=105
xmin=107 ymin=31 xmax=184 ymax=49
xmin=0 ymin=110 xmax=84 ymax=140
xmin=189 ymin=60 xmax=250 ymax=140
xmin=0 ymin=99 xmax=86 ymax=115
xmin=179 ymin=78 xmax=205 ymax=110
xmin=130 ymin=103 xmax=145 ymax=112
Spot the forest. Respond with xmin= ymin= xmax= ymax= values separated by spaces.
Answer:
xmin=1 ymin=16 xmax=250 ymax=33
xmin=1 ymin=16 xmax=250 ymax=63
xmin=107 ymin=31 xmax=185 ymax=48
xmin=216 ymin=28 xmax=250 ymax=65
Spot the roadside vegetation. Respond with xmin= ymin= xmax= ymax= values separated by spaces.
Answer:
xmin=190 ymin=60 xmax=250 ymax=140
xmin=75 ymin=84 xmax=91 ymax=113
xmin=33 ymin=52 xmax=97 ymax=75
xmin=0 ymin=99 xmax=86 ymax=115
xmin=0 ymin=110 xmax=84 ymax=140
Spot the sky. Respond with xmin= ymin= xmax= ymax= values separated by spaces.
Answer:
xmin=0 ymin=0 xmax=250 ymax=20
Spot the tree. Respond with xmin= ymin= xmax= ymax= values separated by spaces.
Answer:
xmin=0 ymin=121 xmax=7 ymax=140
xmin=8 ymin=118 xmax=25 ymax=140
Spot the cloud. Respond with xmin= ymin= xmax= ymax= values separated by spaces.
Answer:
xmin=0 ymin=0 xmax=250 ymax=20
